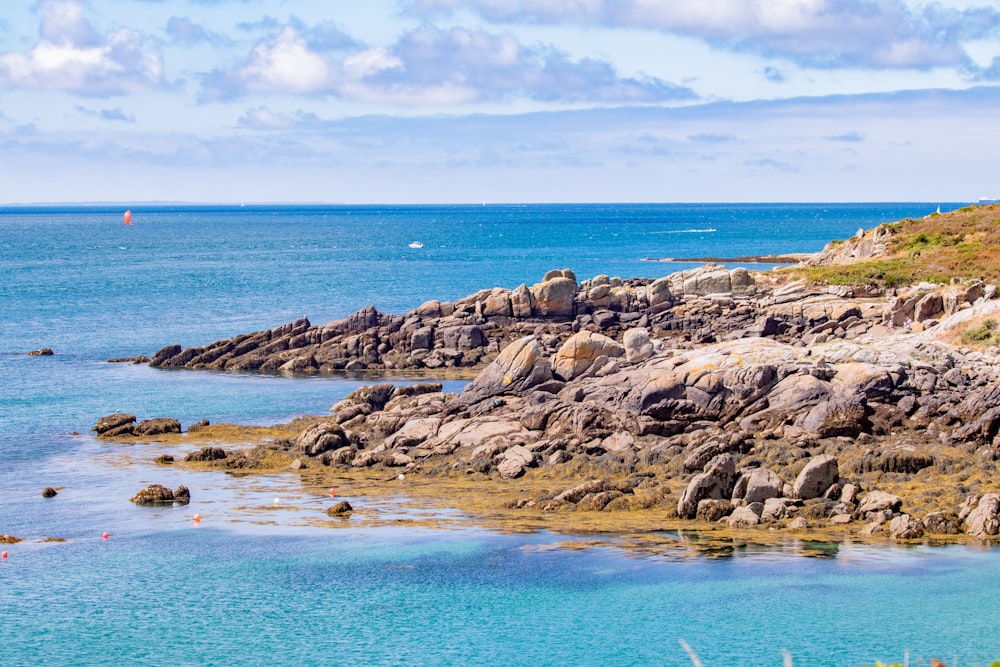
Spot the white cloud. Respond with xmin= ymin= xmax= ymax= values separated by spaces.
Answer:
xmin=342 ymin=47 xmax=403 ymax=79
xmin=237 ymin=106 xmax=320 ymax=129
xmin=239 ymin=26 xmax=334 ymax=93
xmin=0 ymin=0 xmax=163 ymax=96
xmin=200 ymin=22 xmax=695 ymax=105
xmin=410 ymin=0 xmax=1000 ymax=70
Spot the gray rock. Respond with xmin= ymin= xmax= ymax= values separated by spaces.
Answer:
xmin=677 ymin=453 xmax=736 ymax=519
xmin=857 ymin=491 xmax=902 ymax=515
xmin=733 ymin=467 xmax=782 ymax=504
xmin=792 ymin=455 xmax=839 ymax=500
xmin=965 ymin=493 xmax=1000 ymax=538
xmin=343 ymin=384 xmax=396 ymax=411
xmin=459 ymin=337 xmax=553 ymax=404
xmin=761 ymin=498 xmax=788 ymax=522
xmin=623 ymin=327 xmax=655 ymax=363
xmin=787 ymin=516 xmax=809 ymax=530
xmin=498 ymin=445 xmax=534 ymax=479
xmin=728 ymin=505 xmax=762 ymax=527
xmin=295 ymin=422 xmax=348 ymax=456
xmin=889 ymin=514 xmax=924 ymax=539
xmin=799 ymin=393 xmax=866 ymax=438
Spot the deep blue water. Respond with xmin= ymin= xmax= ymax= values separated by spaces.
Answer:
xmin=3 ymin=202 xmax=998 ymax=666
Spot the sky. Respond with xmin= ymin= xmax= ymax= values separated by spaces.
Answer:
xmin=1 ymin=0 xmax=1000 ymax=204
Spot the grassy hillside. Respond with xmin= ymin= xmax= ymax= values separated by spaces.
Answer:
xmin=792 ymin=204 xmax=1000 ymax=288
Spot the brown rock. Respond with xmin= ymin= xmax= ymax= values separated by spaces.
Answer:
xmin=529 ymin=276 xmax=577 ymax=318
xmin=326 ymin=500 xmax=354 ymax=516
xmin=93 ymin=413 xmax=136 ymax=438
xmin=552 ymin=331 xmax=624 ymax=381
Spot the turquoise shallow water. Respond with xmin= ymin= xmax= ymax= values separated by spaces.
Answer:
xmin=3 ymin=202 xmax=998 ymax=665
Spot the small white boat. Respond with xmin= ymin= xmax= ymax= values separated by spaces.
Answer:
xmin=408 ymin=241 xmax=424 ymax=249
xmin=980 ymin=197 xmax=999 ymax=205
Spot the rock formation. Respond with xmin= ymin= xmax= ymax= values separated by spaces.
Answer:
xmin=106 ymin=257 xmax=1000 ymax=541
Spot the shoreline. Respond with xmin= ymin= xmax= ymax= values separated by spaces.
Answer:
xmin=641 ymin=253 xmax=812 ymax=265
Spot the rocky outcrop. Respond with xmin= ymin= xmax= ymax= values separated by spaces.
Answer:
xmin=142 ymin=265 xmax=878 ymax=377
xmin=93 ymin=413 xmax=136 ymax=438
xmin=130 ymin=484 xmax=190 ymax=505
xmin=94 ymin=414 xmax=181 ymax=438
xmin=133 ymin=418 xmax=181 ymax=437
xmin=118 ymin=256 xmax=1000 ymax=542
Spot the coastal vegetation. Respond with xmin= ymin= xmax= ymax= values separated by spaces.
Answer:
xmin=797 ymin=204 xmax=1000 ymax=288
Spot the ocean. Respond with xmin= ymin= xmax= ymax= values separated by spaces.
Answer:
xmin=2 ymin=202 xmax=998 ymax=666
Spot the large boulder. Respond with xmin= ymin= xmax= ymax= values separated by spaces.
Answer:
xmin=798 ymin=393 xmax=867 ymax=438
xmin=459 ymin=337 xmax=553 ymax=404
xmin=552 ymin=331 xmax=624 ymax=381
xmin=296 ymin=422 xmax=348 ymax=456
xmin=623 ymin=327 xmax=655 ymax=363
xmin=965 ymin=493 xmax=1000 ymax=538
xmin=732 ymin=467 xmax=782 ymax=504
xmin=677 ymin=453 xmax=736 ymax=519
xmin=529 ymin=276 xmax=576 ymax=318
xmin=497 ymin=445 xmax=534 ymax=479
xmin=792 ymin=455 xmax=839 ymax=500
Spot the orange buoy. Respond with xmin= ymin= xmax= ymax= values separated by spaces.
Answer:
xmin=328 ymin=488 xmax=336 ymax=497
xmin=1 ymin=551 xmax=7 ymax=559
xmin=123 ymin=210 xmax=132 ymax=225
xmin=102 ymin=532 xmax=109 ymax=540
xmin=193 ymin=514 xmax=201 ymax=523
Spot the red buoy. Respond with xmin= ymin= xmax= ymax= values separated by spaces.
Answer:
xmin=102 ymin=532 xmax=109 ymax=540
xmin=193 ymin=514 xmax=201 ymax=523
xmin=123 ymin=210 xmax=132 ymax=225
xmin=328 ymin=488 xmax=336 ymax=497
xmin=1 ymin=551 xmax=7 ymax=559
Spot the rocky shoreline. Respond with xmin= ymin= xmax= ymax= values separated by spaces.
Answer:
xmin=96 ymin=226 xmax=1000 ymax=545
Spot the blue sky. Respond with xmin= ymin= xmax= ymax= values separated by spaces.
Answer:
xmin=1 ymin=0 xmax=999 ymax=203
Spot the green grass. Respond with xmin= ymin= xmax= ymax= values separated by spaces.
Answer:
xmin=789 ymin=204 xmax=1000 ymax=289
xmin=803 ymin=258 xmax=950 ymax=289
xmin=960 ymin=318 xmax=1000 ymax=347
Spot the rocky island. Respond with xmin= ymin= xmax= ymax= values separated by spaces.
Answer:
xmin=104 ymin=205 xmax=1000 ymax=544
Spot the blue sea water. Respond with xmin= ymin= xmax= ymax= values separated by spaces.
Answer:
xmin=2 ymin=202 xmax=998 ymax=666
